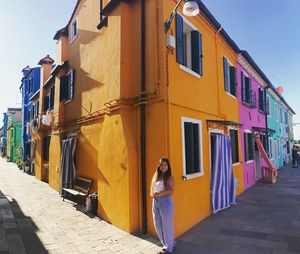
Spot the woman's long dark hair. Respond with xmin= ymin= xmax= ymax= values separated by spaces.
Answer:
xmin=156 ymin=157 xmax=172 ymax=190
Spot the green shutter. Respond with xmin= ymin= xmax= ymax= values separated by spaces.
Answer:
xmin=223 ymin=57 xmax=229 ymax=91
xmin=176 ymin=14 xmax=184 ymax=65
xmin=184 ymin=122 xmax=194 ymax=174
xmin=60 ymin=76 xmax=68 ymax=101
xmin=229 ymin=66 xmax=236 ymax=96
xmin=191 ymin=30 xmax=202 ymax=75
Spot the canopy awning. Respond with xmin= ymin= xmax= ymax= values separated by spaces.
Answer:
xmin=252 ymin=127 xmax=275 ymax=136
xmin=207 ymin=120 xmax=243 ymax=129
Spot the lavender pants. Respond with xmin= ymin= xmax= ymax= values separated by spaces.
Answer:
xmin=152 ymin=196 xmax=174 ymax=253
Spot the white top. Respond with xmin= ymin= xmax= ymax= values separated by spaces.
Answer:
xmin=153 ymin=180 xmax=165 ymax=193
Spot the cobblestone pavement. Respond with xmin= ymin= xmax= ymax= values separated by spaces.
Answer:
xmin=1 ymin=158 xmax=300 ymax=254
xmin=0 ymin=159 xmax=161 ymax=254
xmin=175 ymin=164 xmax=300 ymax=254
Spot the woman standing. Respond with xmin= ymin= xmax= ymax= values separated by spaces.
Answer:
xmin=150 ymin=157 xmax=175 ymax=254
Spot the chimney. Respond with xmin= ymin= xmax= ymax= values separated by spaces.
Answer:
xmin=38 ymin=55 xmax=54 ymax=115
xmin=54 ymin=27 xmax=69 ymax=64
xmin=21 ymin=65 xmax=31 ymax=78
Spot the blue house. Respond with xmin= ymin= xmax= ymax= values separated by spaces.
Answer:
xmin=20 ymin=66 xmax=40 ymax=160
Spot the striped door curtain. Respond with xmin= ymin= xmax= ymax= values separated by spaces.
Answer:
xmin=210 ymin=133 xmax=236 ymax=214
xmin=59 ymin=135 xmax=77 ymax=196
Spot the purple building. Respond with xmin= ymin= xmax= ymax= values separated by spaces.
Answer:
xmin=237 ymin=51 xmax=269 ymax=190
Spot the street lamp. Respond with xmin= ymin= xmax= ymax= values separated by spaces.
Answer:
xmin=165 ymin=0 xmax=200 ymax=33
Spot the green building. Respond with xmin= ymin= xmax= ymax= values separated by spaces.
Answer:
xmin=6 ymin=109 xmax=22 ymax=162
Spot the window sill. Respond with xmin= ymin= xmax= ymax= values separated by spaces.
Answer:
xmin=226 ymin=92 xmax=237 ymax=99
xmin=245 ymin=160 xmax=254 ymax=164
xmin=179 ymin=65 xmax=201 ymax=79
xmin=63 ymin=99 xmax=72 ymax=105
xmin=182 ymin=171 xmax=204 ymax=180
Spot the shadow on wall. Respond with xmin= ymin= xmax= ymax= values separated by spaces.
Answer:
xmin=0 ymin=191 xmax=47 ymax=253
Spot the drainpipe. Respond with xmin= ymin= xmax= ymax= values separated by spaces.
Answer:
xmin=265 ymin=84 xmax=270 ymax=153
xmin=140 ymin=0 xmax=147 ymax=234
xmin=215 ymin=26 xmax=224 ymax=117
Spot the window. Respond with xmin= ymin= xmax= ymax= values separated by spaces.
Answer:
xmin=258 ymin=87 xmax=265 ymax=112
xmin=268 ymin=139 xmax=273 ymax=158
xmin=266 ymin=95 xmax=271 ymax=115
xmin=28 ymin=78 xmax=33 ymax=93
xmin=60 ymin=69 xmax=75 ymax=102
xmin=275 ymin=103 xmax=279 ymax=121
xmin=43 ymin=136 xmax=51 ymax=161
xmin=229 ymin=129 xmax=239 ymax=164
xmin=244 ymin=132 xmax=254 ymax=162
xmin=44 ymin=94 xmax=50 ymax=112
xmin=176 ymin=14 xmax=203 ymax=76
xmin=49 ymin=86 xmax=55 ymax=110
xmin=223 ymin=57 xmax=237 ymax=96
xmin=70 ymin=17 xmax=78 ymax=43
xmin=182 ymin=117 xmax=203 ymax=178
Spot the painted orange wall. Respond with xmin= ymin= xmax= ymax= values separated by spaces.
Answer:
xmin=145 ymin=0 xmax=243 ymax=237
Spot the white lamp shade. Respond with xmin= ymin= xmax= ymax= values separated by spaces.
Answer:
xmin=183 ymin=1 xmax=200 ymax=17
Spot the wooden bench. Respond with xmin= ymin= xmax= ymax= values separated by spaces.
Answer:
xmin=62 ymin=177 xmax=92 ymax=208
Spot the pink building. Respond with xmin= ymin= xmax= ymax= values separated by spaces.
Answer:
xmin=237 ymin=51 xmax=269 ymax=190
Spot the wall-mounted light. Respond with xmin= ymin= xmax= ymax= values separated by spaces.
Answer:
xmin=165 ymin=0 xmax=200 ymax=33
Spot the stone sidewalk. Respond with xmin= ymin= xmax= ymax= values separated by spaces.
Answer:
xmin=175 ymin=164 xmax=300 ymax=254
xmin=0 ymin=158 xmax=161 ymax=254
xmin=1 ymin=158 xmax=300 ymax=253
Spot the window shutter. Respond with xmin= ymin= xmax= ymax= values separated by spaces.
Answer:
xmin=230 ymin=129 xmax=239 ymax=163
xmin=229 ymin=66 xmax=236 ymax=96
xmin=37 ymin=101 xmax=39 ymax=117
xmin=184 ymin=122 xmax=194 ymax=174
xmin=244 ymin=133 xmax=248 ymax=162
xmin=191 ymin=31 xmax=203 ymax=75
xmin=192 ymin=123 xmax=200 ymax=173
xmin=50 ymin=86 xmax=55 ymax=109
xmin=241 ymin=72 xmax=246 ymax=102
xmin=258 ymin=88 xmax=263 ymax=110
xmin=223 ymin=57 xmax=229 ymax=91
xmin=44 ymin=96 xmax=48 ymax=111
xmin=70 ymin=69 xmax=75 ymax=100
xmin=176 ymin=14 xmax=184 ymax=65
xmin=245 ymin=77 xmax=250 ymax=104
xmin=60 ymin=76 xmax=68 ymax=101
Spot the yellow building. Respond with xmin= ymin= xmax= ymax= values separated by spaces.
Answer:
xmin=32 ymin=0 xmax=244 ymax=237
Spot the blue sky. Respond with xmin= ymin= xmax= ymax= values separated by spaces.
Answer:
xmin=0 ymin=0 xmax=77 ymax=116
xmin=0 ymin=1 xmax=299 ymax=138
xmin=201 ymin=0 xmax=300 ymax=138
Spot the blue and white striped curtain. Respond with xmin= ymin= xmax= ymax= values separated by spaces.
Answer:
xmin=59 ymin=136 xmax=77 ymax=196
xmin=210 ymin=133 xmax=235 ymax=214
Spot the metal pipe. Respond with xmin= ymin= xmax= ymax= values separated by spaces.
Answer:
xmin=140 ymin=0 xmax=147 ymax=234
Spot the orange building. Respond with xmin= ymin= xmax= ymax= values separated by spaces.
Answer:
xmin=31 ymin=0 xmax=244 ymax=237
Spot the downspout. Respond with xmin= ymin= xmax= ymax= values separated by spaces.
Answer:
xmin=140 ymin=0 xmax=147 ymax=234
xmin=215 ymin=26 xmax=223 ymax=117
xmin=265 ymin=84 xmax=270 ymax=153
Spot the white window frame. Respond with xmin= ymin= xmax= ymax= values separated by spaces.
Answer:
xmin=64 ymin=69 xmax=74 ymax=103
xmin=70 ymin=17 xmax=78 ymax=43
xmin=228 ymin=127 xmax=240 ymax=166
xmin=181 ymin=117 xmax=203 ymax=180
xmin=244 ymin=129 xmax=254 ymax=163
xmin=224 ymin=57 xmax=236 ymax=98
xmin=178 ymin=14 xmax=201 ymax=79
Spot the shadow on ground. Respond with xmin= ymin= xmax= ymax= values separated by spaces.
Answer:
xmin=0 ymin=190 xmax=48 ymax=253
